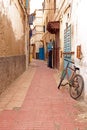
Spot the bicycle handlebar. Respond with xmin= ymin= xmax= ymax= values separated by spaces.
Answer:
xmin=64 ymin=58 xmax=80 ymax=71
xmin=64 ymin=58 xmax=74 ymax=64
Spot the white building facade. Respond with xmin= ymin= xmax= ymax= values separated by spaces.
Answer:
xmin=30 ymin=10 xmax=44 ymax=59
xmin=42 ymin=0 xmax=87 ymax=101
xmin=53 ymin=0 xmax=87 ymax=101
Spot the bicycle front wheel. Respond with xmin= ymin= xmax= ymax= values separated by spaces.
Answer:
xmin=58 ymin=69 xmax=66 ymax=89
xmin=69 ymin=74 xmax=84 ymax=99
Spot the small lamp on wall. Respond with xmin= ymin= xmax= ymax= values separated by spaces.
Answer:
xmin=76 ymin=45 xmax=83 ymax=60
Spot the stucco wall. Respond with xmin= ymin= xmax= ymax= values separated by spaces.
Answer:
xmin=72 ymin=0 xmax=87 ymax=101
xmin=55 ymin=0 xmax=87 ymax=101
xmin=0 ymin=0 xmax=26 ymax=94
xmin=0 ymin=55 xmax=26 ymax=94
xmin=0 ymin=0 xmax=25 ymax=56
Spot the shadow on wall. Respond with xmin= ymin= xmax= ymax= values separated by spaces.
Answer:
xmin=0 ymin=13 xmax=26 ymax=94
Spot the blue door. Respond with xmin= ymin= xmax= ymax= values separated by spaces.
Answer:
xmin=39 ymin=47 xmax=45 ymax=60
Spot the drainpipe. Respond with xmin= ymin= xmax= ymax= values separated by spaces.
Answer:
xmin=18 ymin=0 xmax=30 ymax=70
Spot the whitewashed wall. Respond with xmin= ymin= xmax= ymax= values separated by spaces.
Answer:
xmin=55 ymin=0 xmax=87 ymax=101
xmin=75 ymin=0 xmax=87 ymax=100
xmin=71 ymin=0 xmax=87 ymax=101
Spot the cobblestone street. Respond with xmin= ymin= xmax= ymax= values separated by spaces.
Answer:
xmin=0 ymin=60 xmax=87 ymax=130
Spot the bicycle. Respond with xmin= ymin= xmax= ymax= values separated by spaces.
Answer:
xmin=58 ymin=58 xmax=84 ymax=99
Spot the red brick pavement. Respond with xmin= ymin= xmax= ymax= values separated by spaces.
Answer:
xmin=0 ymin=60 xmax=87 ymax=130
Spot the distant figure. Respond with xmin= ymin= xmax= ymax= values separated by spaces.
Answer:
xmin=47 ymin=39 xmax=53 ymax=68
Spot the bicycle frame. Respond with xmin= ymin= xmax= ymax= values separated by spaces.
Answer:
xmin=66 ymin=64 xmax=75 ymax=81
xmin=63 ymin=58 xmax=79 ymax=85
xmin=58 ymin=58 xmax=84 ymax=99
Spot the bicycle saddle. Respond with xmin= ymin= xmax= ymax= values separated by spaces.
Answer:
xmin=74 ymin=66 xmax=80 ymax=70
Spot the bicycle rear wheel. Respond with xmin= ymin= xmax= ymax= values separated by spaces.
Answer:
xmin=58 ymin=69 xmax=66 ymax=89
xmin=69 ymin=74 xmax=84 ymax=99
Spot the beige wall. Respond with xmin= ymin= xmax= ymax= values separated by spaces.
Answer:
xmin=0 ymin=0 xmax=25 ymax=56
xmin=0 ymin=0 xmax=28 ymax=94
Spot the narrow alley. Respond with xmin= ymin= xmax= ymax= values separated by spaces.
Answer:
xmin=0 ymin=60 xmax=87 ymax=130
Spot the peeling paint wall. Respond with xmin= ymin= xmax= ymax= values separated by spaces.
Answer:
xmin=0 ymin=0 xmax=26 ymax=94
xmin=0 ymin=0 xmax=25 ymax=56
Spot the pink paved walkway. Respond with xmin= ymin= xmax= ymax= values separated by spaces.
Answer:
xmin=0 ymin=60 xmax=87 ymax=130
